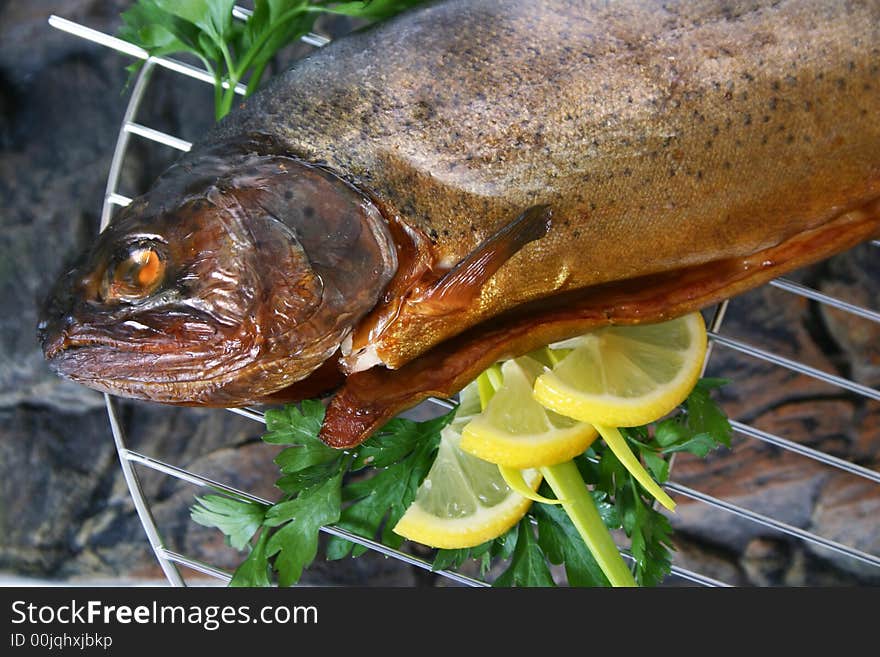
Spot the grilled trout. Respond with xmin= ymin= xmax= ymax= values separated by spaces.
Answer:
xmin=39 ymin=0 xmax=880 ymax=447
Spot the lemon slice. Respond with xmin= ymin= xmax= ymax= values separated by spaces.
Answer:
xmin=460 ymin=357 xmax=599 ymax=468
xmin=533 ymin=313 xmax=707 ymax=427
xmin=393 ymin=385 xmax=542 ymax=549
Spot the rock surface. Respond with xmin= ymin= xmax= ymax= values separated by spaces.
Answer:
xmin=671 ymin=262 xmax=880 ymax=585
xmin=0 ymin=0 xmax=877 ymax=588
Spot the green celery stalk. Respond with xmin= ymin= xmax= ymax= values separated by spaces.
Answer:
xmin=540 ymin=461 xmax=636 ymax=587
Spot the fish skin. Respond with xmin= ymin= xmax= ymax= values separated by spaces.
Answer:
xmin=204 ymin=0 xmax=880 ymax=371
xmin=40 ymin=0 xmax=880 ymax=442
xmin=321 ymin=201 xmax=880 ymax=447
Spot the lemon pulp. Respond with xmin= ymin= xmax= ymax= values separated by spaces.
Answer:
xmin=460 ymin=357 xmax=598 ymax=468
xmin=392 ymin=383 xmax=541 ymax=549
xmin=533 ymin=313 xmax=707 ymax=428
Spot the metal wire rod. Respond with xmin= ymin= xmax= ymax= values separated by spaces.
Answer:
xmin=665 ymin=566 xmax=731 ymax=588
xmin=158 ymin=549 xmax=233 ymax=583
xmin=100 ymin=58 xmax=156 ymax=230
xmin=122 ymin=449 xmax=266 ymax=501
xmin=708 ymin=331 xmax=880 ymax=402
xmin=124 ymin=447 xmax=487 ymax=587
xmin=664 ymin=481 xmax=880 ymax=568
xmin=731 ymin=420 xmax=880 ymax=484
xmin=769 ymin=278 xmax=880 ymax=324
xmin=106 ymin=192 xmax=132 ymax=207
xmin=660 ymin=566 xmax=729 ymax=587
xmin=226 ymin=407 xmax=267 ymax=423
xmin=700 ymin=300 xmax=730 ymax=374
xmin=618 ymin=551 xmax=731 ymax=587
xmin=124 ymin=122 xmax=192 ymax=152
xmin=48 ymin=16 xmax=248 ymax=95
xmin=105 ymin=396 xmax=185 ymax=586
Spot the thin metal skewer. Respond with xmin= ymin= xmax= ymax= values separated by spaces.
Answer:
xmin=708 ymin=331 xmax=880 ymax=401
xmin=768 ymin=278 xmax=880 ymax=324
xmin=664 ymin=481 xmax=880 ymax=568
xmin=106 ymin=396 xmax=185 ymax=586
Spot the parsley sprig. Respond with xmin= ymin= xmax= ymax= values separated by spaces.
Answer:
xmin=118 ymin=0 xmax=430 ymax=120
xmin=191 ymin=400 xmax=455 ymax=586
xmin=190 ymin=380 xmax=731 ymax=587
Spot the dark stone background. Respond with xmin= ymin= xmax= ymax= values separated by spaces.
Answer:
xmin=0 ymin=0 xmax=877 ymax=587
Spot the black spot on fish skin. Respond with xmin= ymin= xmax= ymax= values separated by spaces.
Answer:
xmin=303 ymin=206 xmax=315 ymax=219
xmin=284 ymin=190 xmax=294 ymax=201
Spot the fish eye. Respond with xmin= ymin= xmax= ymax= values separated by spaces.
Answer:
xmin=100 ymin=243 xmax=166 ymax=302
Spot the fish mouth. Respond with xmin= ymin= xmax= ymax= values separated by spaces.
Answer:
xmin=42 ymin=338 xmax=246 ymax=405
xmin=39 ymin=314 xmax=343 ymax=406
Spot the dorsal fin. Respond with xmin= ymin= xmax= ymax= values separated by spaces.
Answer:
xmin=410 ymin=204 xmax=553 ymax=316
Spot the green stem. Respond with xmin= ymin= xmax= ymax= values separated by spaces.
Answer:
xmin=540 ymin=461 xmax=636 ymax=587
xmin=245 ymin=58 xmax=271 ymax=96
xmin=233 ymin=6 xmax=313 ymax=81
xmin=476 ymin=365 xmax=503 ymax=409
xmin=486 ymin=363 xmax=503 ymax=389
xmin=543 ymin=346 xmax=561 ymax=367
xmin=595 ymin=424 xmax=676 ymax=511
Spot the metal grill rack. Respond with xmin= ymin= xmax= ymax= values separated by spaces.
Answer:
xmin=48 ymin=11 xmax=880 ymax=588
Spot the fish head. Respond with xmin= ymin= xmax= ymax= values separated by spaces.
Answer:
xmin=39 ymin=138 xmax=397 ymax=405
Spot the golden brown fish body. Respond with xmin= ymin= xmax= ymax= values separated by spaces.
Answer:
xmin=40 ymin=0 xmax=880 ymax=446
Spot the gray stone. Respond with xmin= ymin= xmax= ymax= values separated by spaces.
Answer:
xmin=808 ymin=472 xmax=880 ymax=582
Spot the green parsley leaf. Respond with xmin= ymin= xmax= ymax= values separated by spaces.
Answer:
xmin=534 ymin=502 xmax=611 ymax=587
xmin=190 ymin=494 xmax=268 ymax=551
xmin=264 ymin=472 xmax=343 ymax=586
xmin=275 ymin=458 xmax=345 ymax=495
xmin=623 ymin=487 xmax=675 ymax=587
xmin=328 ymin=412 xmax=450 ymax=558
xmin=653 ymin=418 xmax=689 ymax=448
xmin=118 ymin=0 xmax=433 ymax=119
xmin=493 ymin=518 xmax=556 ymax=587
xmin=661 ymin=432 xmax=719 ymax=458
xmin=118 ymin=1 xmax=205 ymax=59
xmin=491 ymin=521 xmax=520 ymax=562
xmin=433 ymin=539 xmax=495 ymax=575
xmin=263 ymin=400 xmax=326 ymax=446
xmin=686 ymin=378 xmax=733 ymax=447
xmin=263 ymin=401 xmax=344 ymax=495
xmin=229 ymin=530 xmax=271 ymax=587
xmin=640 ymin=448 xmax=670 ymax=483
xmin=155 ymin=0 xmax=236 ymax=44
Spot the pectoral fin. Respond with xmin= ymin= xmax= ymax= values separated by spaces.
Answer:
xmin=411 ymin=204 xmax=553 ymax=315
